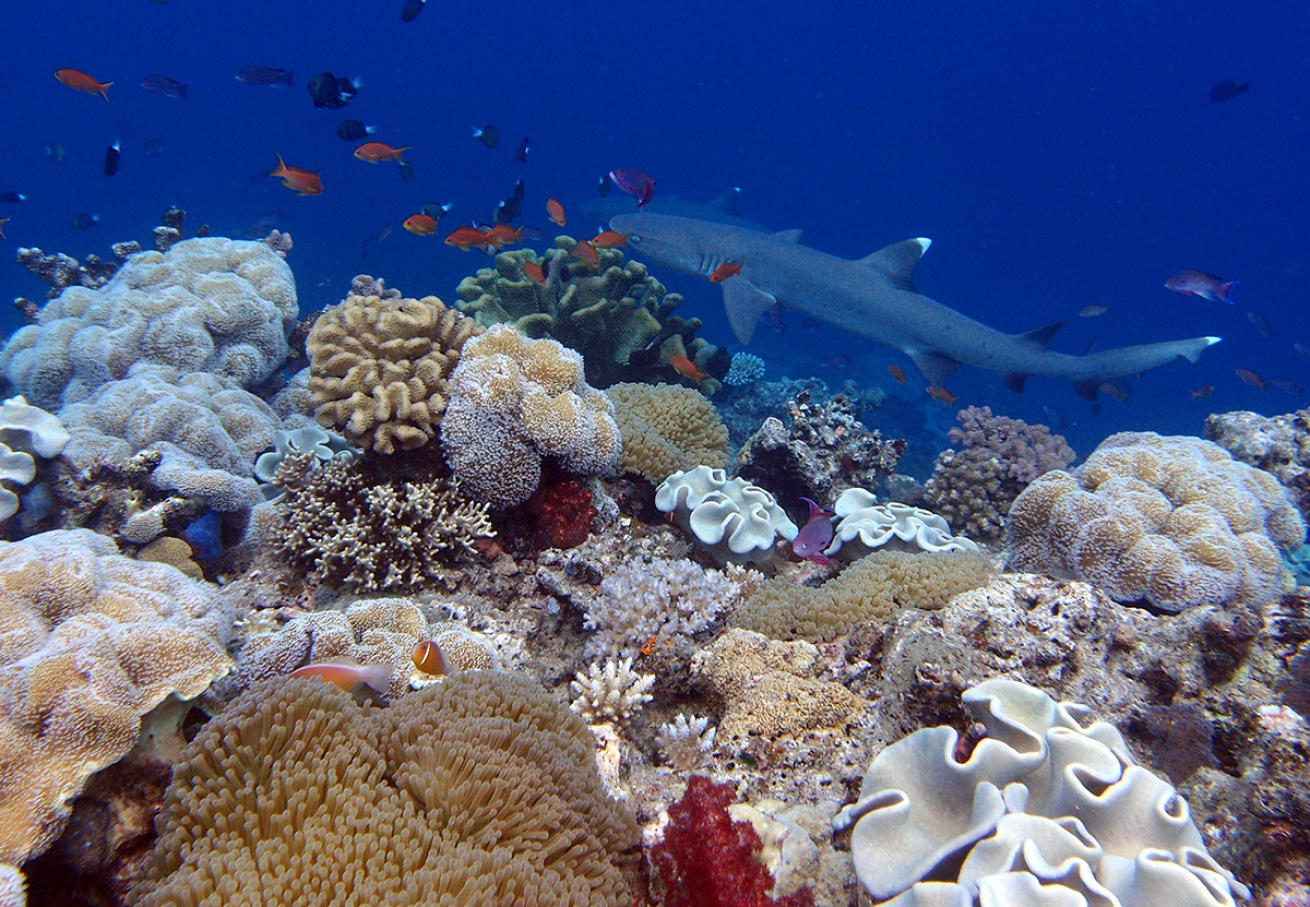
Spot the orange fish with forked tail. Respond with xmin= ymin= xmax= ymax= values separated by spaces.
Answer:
xmin=888 ymin=364 xmax=906 ymax=384
xmin=522 ymin=260 xmax=546 ymax=285
xmin=926 ymin=385 xmax=957 ymax=406
xmin=54 ymin=68 xmax=112 ymax=101
xmin=1236 ymin=368 xmax=1268 ymax=389
xmin=574 ymin=237 xmax=600 ymax=266
xmin=591 ymin=230 xmax=628 ymax=249
xmin=670 ymin=354 xmax=708 ymax=383
xmin=445 ymin=226 xmax=491 ymax=251
xmin=270 ymin=154 xmax=322 ymax=195
xmin=546 ymin=197 xmax=566 ymax=227
xmin=709 ymin=261 xmax=743 ymax=283
xmin=353 ymin=141 xmax=410 ymax=163
xmin=484 ymin=224 xmax=522 ymax=249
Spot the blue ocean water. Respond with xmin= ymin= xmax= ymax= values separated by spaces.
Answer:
xmin=2 ymin=0 xmax=1306 ymax=460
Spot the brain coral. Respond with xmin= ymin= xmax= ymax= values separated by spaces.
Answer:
xmin=1008 ymin=431 xmax=1305 ymax=612
xmin=0 ymin=529 xmax=234 ymax=865
xmin=131 ymin=672 xmax=640 ymax=907
xmin=834 ymin=678 xmax=1250 ymax=907
xmin=605 ymin=382 xmax=730 ymax=483
xmin=307 ymin=292 xmax=482 ymax=454
xmin=440 ymin=324 xmax=621 ymax=507
xmin=0 ymin=237 xmax=298 ymax=410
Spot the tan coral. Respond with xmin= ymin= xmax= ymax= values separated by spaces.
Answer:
xmin=136 ymin=536 xmax=203 ymax=579
xmin=605 ymin=382 xmax=730 ymax=483
xmin=307 ymin=293 xmax=482 ymax=454
xmin=0 ymin=530 xmax=232 ymax=865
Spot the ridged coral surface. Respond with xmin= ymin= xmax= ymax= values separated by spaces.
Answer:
xmin=131 ymin=672 xmax=639 ymax=907
xmin=1008 ymin=431 xmax=1305 ymax=612
xmin=0 ymin=529 xmax=233 ymax=865
xmin=0 ymin=238 xmax=298 ymax=410
xmin=606 ymin=382 xmax=730 ymax=483
xmin=307 ymin=293 xmax=482 ymax=454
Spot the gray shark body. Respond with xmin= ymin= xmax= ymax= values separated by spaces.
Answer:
xmin=579 ymin=187 xmax=773 ymax=234
xmin=609 ymin=212 xmax=1218 ymax=398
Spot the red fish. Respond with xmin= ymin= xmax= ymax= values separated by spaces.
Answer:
xmin=445 ymin=226 xmax=491 ymax=251
xmin=403 ymin=214 xmax=437 ymax=235
xmin=0 ymin=218 xmax=8 ymax=239
xmin=1236 ymin=368 xmax=1268 ymax=389
xmin=670 ymin=354 xmax=707 ymax=383
xmin=574 ymin=237 xmax=600 ymax=266
xmin=412 ymin=640 xmax=451 ymax=676
xmin=290 ymin=661 xmax=391 ymax=696
xmin=1100 ymin=382 xmax=1130 ymax=402
xmin=792 ymin=498 xmax=835 ymax=565
xmin=54 ymin=68 xmax=112 ymax=101
xmin=522 ymin=260 xmax=546 ymax=285
xmin=709 ymin=261 xmax=743 ymax=283
xmin=888 ymin=364 xmax=906 ymax=384
xmin=353 ymin=141 xmax=409 ymax=163
xmin=484 ymin=224 xmax=522 ymax=249
xmin=591 ymin=230 xmax=628 ymax=249
xmin=926 ymin=386 xmax=957 ymax=406
xmin=608 ymin=168 xmax=656 ymax=207
xmin=1190 ymin=384 xmax=1215 ymax=399
xmin=270 ymin=154 xmax=322 ymax=195
xmin=1165 ymin=270 xmax=1239 ymax=304
xmin=1273 ymin=378 xmax=1305 ymax=395
xmin=546 ymin=198 xmax=566 ymax=227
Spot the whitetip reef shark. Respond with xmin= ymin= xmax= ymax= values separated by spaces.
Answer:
xmin=608 ymin=212 xmax=1220 ymax=399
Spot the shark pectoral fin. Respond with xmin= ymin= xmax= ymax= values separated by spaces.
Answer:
xmin=1018 ymin=321 xmax=1064 ymax=348
xmin=1001 ymin=372 xmax=1030 ymax=393
xmin=1073 ymin=379 xmax=1100 ymax=401
xmin=858 ymin=238 xmax=931 ymax=291
xmin=774 ymin=228 xmax=803 ymax=243
xmin=723 ymin=279 xmax=778 ymax=345
xmin=710 ymin=187 xmax=742 ymax=215
xmin=907 ymin=348 xmax=962 ymax=386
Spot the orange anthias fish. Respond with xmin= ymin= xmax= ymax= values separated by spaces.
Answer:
xmin=546 ymin=197 xmax=566 ymax=227
xmin=709 ymin=261 xmax=744 ymax=283
xmin=353 ymin=141 xmax=410 ymax=163
xmin=591 ymin=230 xmax=628 ymax=249
xmin=484 ymin=224 xmax=523 ymax=249
xmin=1100 ymin=382 xmax=1129 ymax=402
xmin=888 ymin=364 xmax=906 ymax=384
xmin=1079 ymin=305 xmax=1109 ymax=318
xmin=290 ymin=661 xmax=392 ymax=697
xmin=670 ymin=354 xmax=708 ymax=383
xmin=522 ymin=260 xmax=546 ymax=285
xmin=445 ymin=226 xmax=491 ymax=251
xmin=270 ymin=154 xmax=322 ymax=195
xmin=926 ymin=385 xmax=958 ymax=406
xmin=54 ymin=68 xmax=112 ymax=101
xmin=403 ymin=213 xmax=437 ymax=235
xmin=574 ymin=237 xmax=600 ymax=266
xmin=1190 ymin=384 xmax=1215 ymax=399
xmin=1236 ymin=368 xmax=1268 ymax=389
xmin=412 ymin=640 xmax=451 ymax=676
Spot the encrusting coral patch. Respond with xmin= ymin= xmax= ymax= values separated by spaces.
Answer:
xmin=606 ymin=382 xmax=730 ymax=484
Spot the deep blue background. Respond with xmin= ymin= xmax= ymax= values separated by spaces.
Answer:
xmin=1 ymin=0 xmax=1306 ymax=463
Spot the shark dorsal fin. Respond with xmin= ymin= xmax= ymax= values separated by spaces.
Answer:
xmin=774 ymin=228 xmax=803 ymax=243
xmin=907 ymin=348 xmax=962 ymax=386
xmin=710 ymin=188 xmax=741 ymax=215
xmin=1001 ymin=372 xmax=1030 ymax=393
xmin=723 ymin=280 xmax=779 ymax=345
xmin=1019 ymin=322 xmax=1064 ymax=349
xmin=859 ymin=238 xmax=931 ymax=290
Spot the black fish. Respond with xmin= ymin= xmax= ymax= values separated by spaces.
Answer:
xmin=142 ymin=138 xmax=165 ymax=156
xmin=515 ymin=136 xmax=529 ymax=163
xmin=628 ymin=343 xmax=661 ymax=368
xmin=307 ymin=72 xmax=359 ymax=110
xmin=70 ymin=212 xmax=99 ymax=230
xmin=399 ymin=160 xmax=415 ymax=183
xmin=103 ymin=141 xmax=121 ymax=177
xmin=597 ymin=175 xmax=611 ymax=197
xmin=1210 ymin=80 xmax=1250 ymax=103
xmin=0 ymin=192 xmax=27 ymax=204
xmin=494 ymin=179 xmax=525 ymax=224
xmin=141 ymin=74 xmax=189 ymax=99
xmin=236 ymin=66 xmax=293 ymax=87
xmin=400 ymin=0 xmax=428 ymax=21
xmin=419 ymin=202 xmax=453 ymax=221
xmin=336 ymin=119 xmax=375 ymax=141
xmin=46 ymin=144 xmax=66 ymax=164
xmin=473 ymin=125 xmax=499 ymax=148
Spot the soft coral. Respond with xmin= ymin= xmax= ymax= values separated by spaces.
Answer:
xmin=651 ymin=775 xmax=814 ymax=907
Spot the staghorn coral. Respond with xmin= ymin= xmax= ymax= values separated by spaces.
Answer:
xmin=1008 ymin=431 xmax=1305 ymax=612
xmin=1204 ymin=407 xmax=1310 ymax=519
xmin=606 ymin=382 xmax=731 ymax=483
xmin=656 ymin=715 xmax=718 ymax=771
xmin=131 ymin=672 xmax=640 ymax=907
xmin=272 ymin=456 xmax=494 ymax=593
xmin=307 ymin=292 xmax=482 ymax=454
xmin=569 ymin=657 xmax=655 ymax=724
xmin=732 ymin=549 xmax=994 ymax=641
xmin=440 ymin=324 xmax=621 ymax=507
xmin=2 ymin=238 xmax=298 ymax=410
xmin=0 ymin=529 xmax=233 ymax=866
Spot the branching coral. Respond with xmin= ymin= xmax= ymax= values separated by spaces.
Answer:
xmin=606 ymin=382 xmax=730 ymax=484
xmin=569 ymin=657 xmax=655 ymax=724
xmin=307 ymin=292 xmax=482 ymax=454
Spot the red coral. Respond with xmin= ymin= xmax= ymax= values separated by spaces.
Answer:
xmin=526 ymin=477 xmax=596 ymax=549
xmin=651 ymin=775 xmax=814 ymax=907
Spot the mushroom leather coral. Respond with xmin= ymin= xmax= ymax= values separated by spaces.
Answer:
xmin=651 ymin=775 xmax=814 ymax=907
xmin=131 ymin=672 xmax=639 ymax=907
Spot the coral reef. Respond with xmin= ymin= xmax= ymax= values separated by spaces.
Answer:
xmin=131 ymin=672 xmax=640 ymax=906
xmin=253 ymin=424 xmax=359 ymax=501
xmin=1 ymin=238 xmax=298 ymax=410
xmin=655 ymin=466 xmax=799 ymax=565
xmin=15 ymin=243 xmax=140 ymax=297
xmin=306 ymin=292 xmax=482 ymax=454
xmin=0 ymin=396 xmax=69 ymax=525
xmin=523 ymin=477 xmax=597 ymax=549
xmin=570 ymin=657 xmax=656 ymax=724
xmin=733 ymin=549 xmax=994 ymax=641
xmin=1204 ymin=407 xmax=1310 ymax=519
xmin=834 ymin=678 xmax=1250 ymax=907
xmin=721 ymin=377 xmax=887 ymax=453
xmin=1009 ymin=431 xmax=1305 ymax=612
xmin=723 ymin=352 xmax=766 ymax=387
xmin=737 ymin=388 xmax=905 ymax=505
xmin=656 ymin=715 xmax=718 ymax=771
xmin=826 ymin=489 xmax=980 ymax=558
xmin=607 ymin=382 xmax=731 ymax=484
xmin=0 ymin=529 xmax=232 ymax=866
xmin=441 ymin=324 xmax=621 ymax=507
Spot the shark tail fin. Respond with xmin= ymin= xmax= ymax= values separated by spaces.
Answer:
xmin=1018 ymin=322 xmax=1064 ymax=349
xmin=859 ymin=238 xmax=931 ymax=291
xmin=1180 ymin=336 xmax=1224 ymax=362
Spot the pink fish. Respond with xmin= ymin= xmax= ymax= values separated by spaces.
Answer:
xmin=607 ymin=167 xmax=656 ymax=207
xmin=1164 ymin=270 xmax=1239 ymax=304
xmin=792 ymin=498 xmax=835 ymax=564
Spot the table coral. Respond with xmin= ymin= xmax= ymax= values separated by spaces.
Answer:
xmin=1008 ymin=431 xmax=1305 ymax=612
xmin=0 ymin=529 xmax=233 ymax=866
xmin=440 ymin=324 xmax=621 ymax=507
xmin=131 ymin=672 xmax=639 ymax=907
xmin=606 ymin=382 xmax=730 ymax=484
xmin=1 ymin=237 xmax=298 ymax=410
xmin=307 ymin=291 xmax=482 ymax=454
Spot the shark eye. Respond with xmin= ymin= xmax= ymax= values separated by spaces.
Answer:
xmin=628 ymin=234 xmax=642 ymax=244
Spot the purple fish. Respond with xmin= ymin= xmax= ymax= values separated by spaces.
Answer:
xmin=141 ymin=74 xmax=189 ymax=99
xmin=607 ymin=168 xmax=656 ymax=207
xmin=1164 ymin=269 xmax=1239 ymax=304
xmin=792 ymin=498 xmax=834 ymax=564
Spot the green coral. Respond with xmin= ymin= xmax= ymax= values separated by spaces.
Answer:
xmin=454 ymin=238 xmax=705 ymax=387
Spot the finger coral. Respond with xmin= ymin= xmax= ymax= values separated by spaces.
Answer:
xmin=131 ymin=671 xmax=640 ymax=907
xmin=0 ymin=529 xmax=233 ymax=865
xmin=1008 ymin=431 xmax=1305 ymax=612
xmin=606 ymin=382 xmax=730 ymax=483
xmin=440 ymin=324 xmax=621 ymax=507
xmin=307 ymin=291 xmax=482 ymax=454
